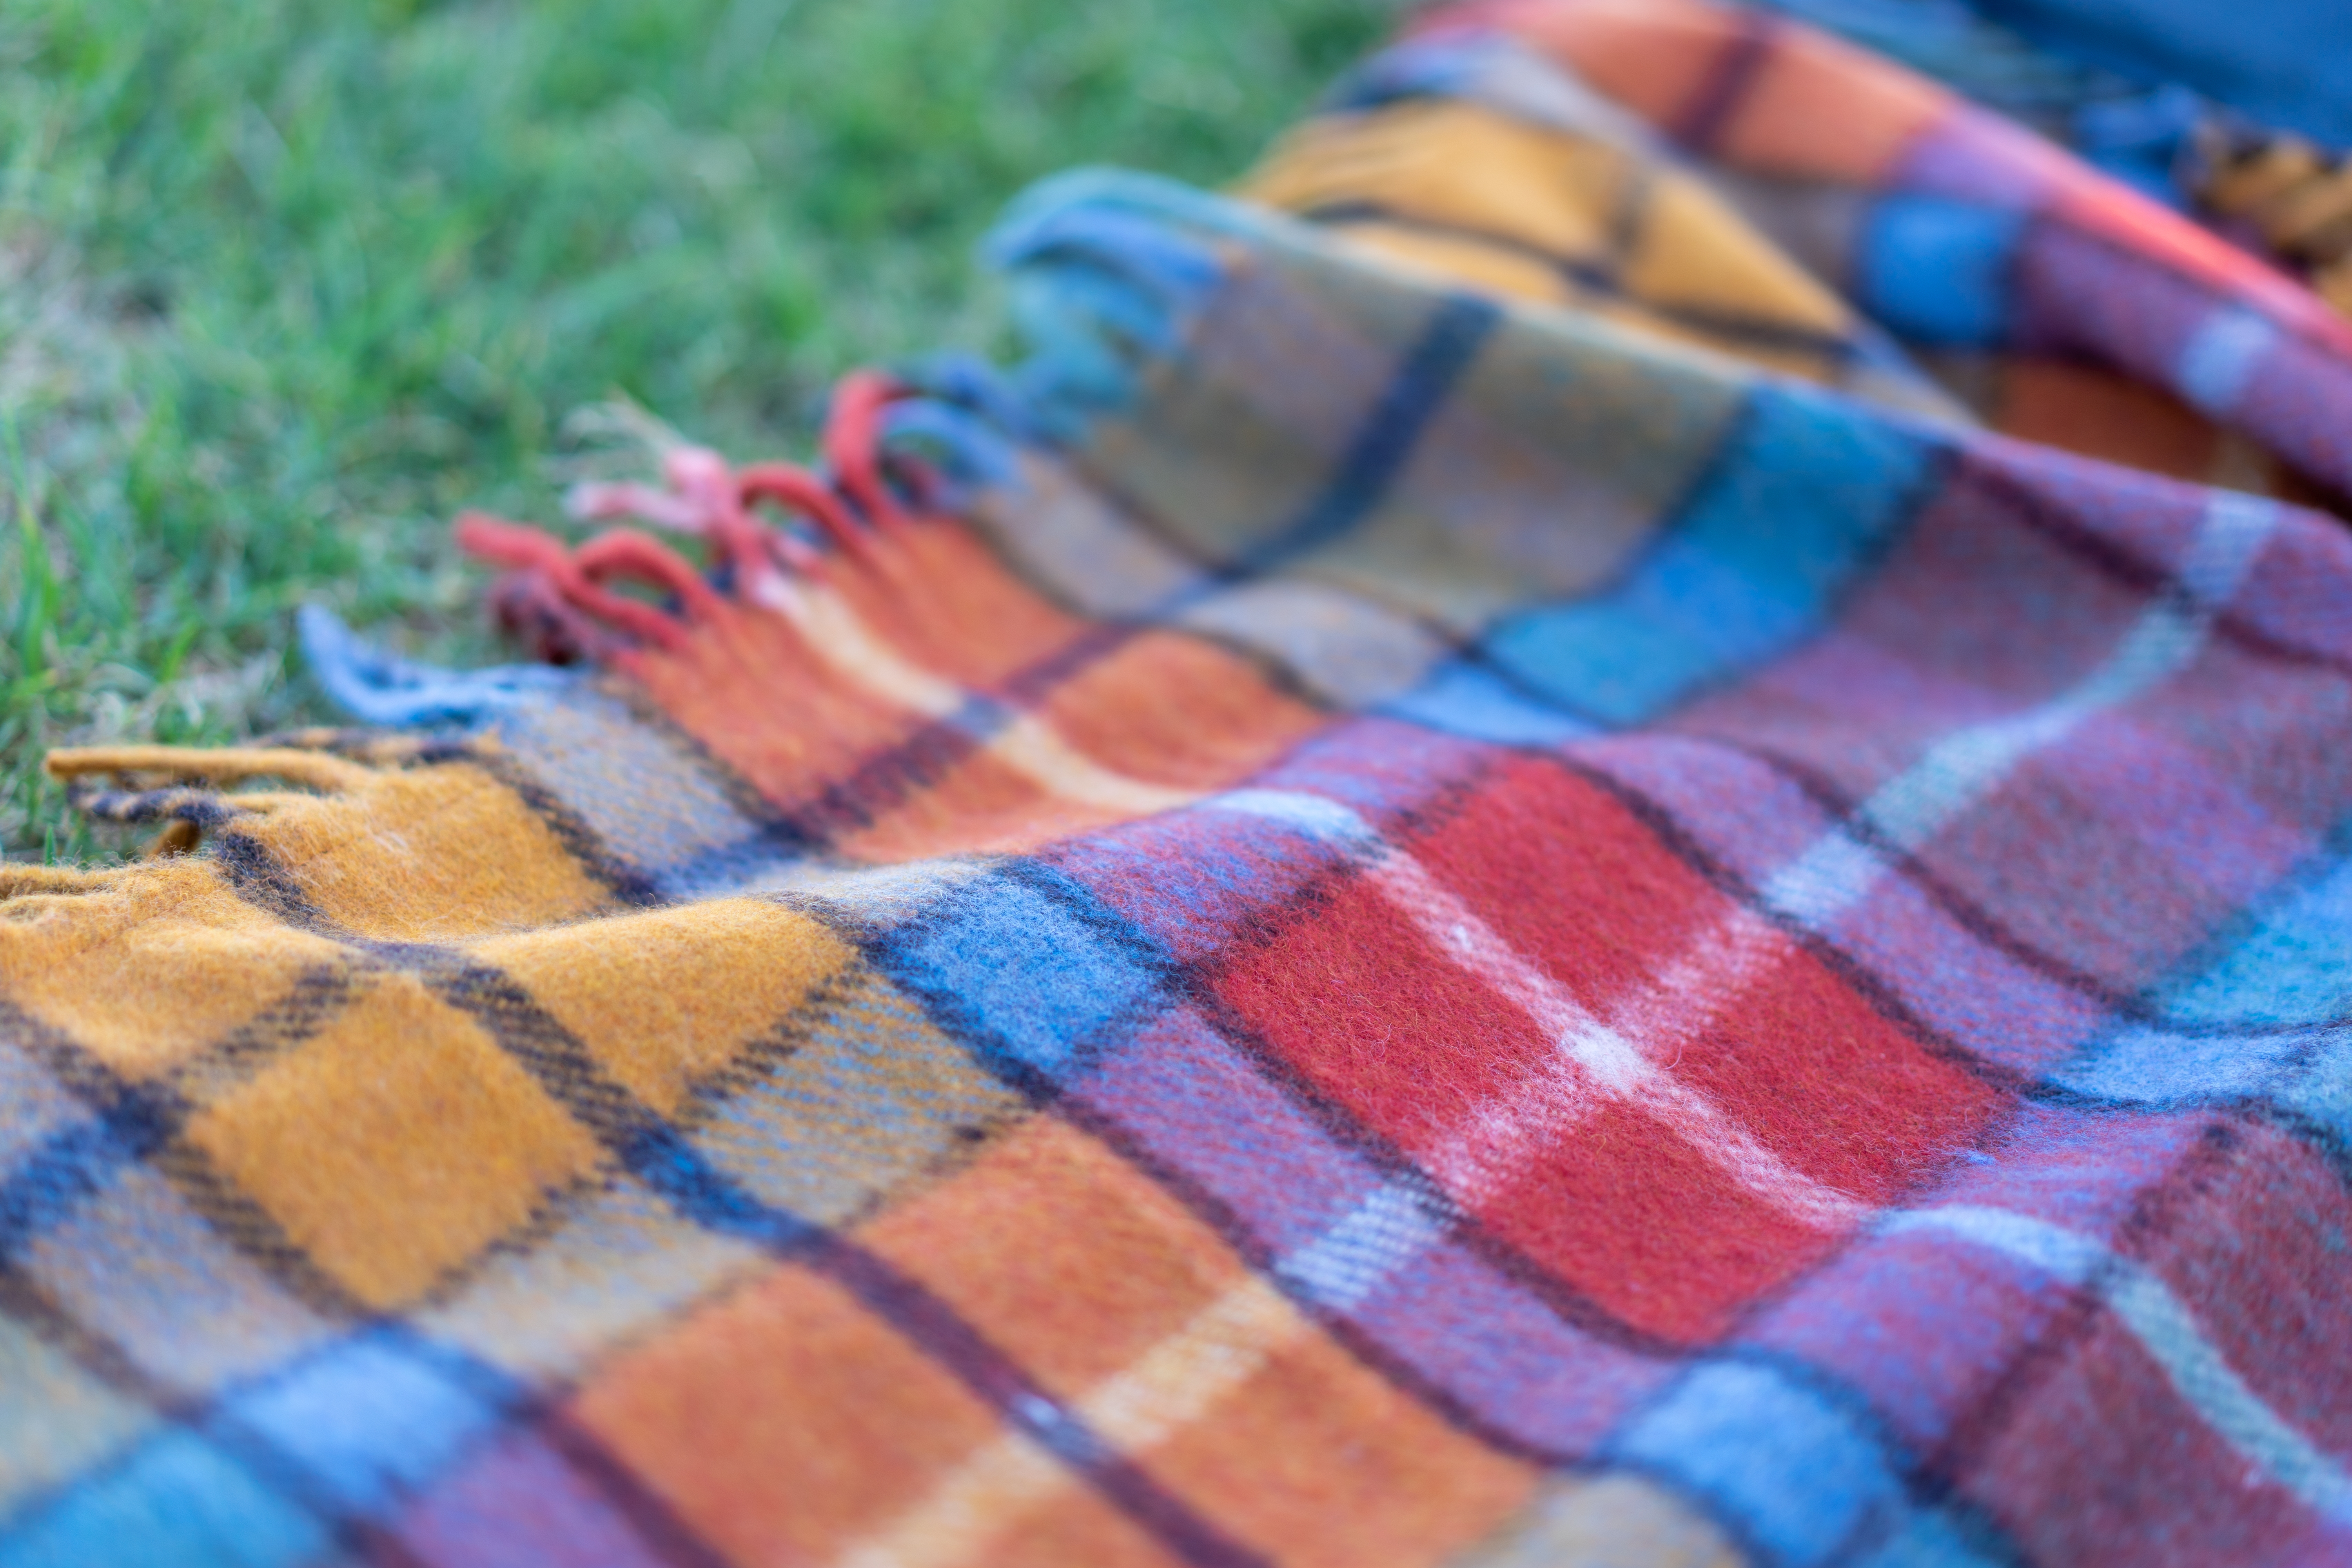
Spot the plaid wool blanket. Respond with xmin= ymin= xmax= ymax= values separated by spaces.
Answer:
xmin=10 ymin=3 xmax=2352 ymax=1566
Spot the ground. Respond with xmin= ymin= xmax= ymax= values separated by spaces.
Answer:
xmin=0 ymin=0 xmax=1392 ymax=861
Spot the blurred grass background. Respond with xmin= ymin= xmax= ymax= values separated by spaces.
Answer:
xmin=0 ymin=0 xmax=1393 ymax=861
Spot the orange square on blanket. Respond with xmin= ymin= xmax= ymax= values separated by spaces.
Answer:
xmin=862 ymin=1119 xmax=1242 ymax=1394
xmin=1710 ymin=19 xmax=1947 ymax=181
xmin=1487 ymin=0 xmax=1745 ymax=131
xmin=839 ymin=627 xmax=1327 ymax=861
xmin=851 ymin=1119 xmax=1540 ymax=1567
xmin=1037 ymin=630 xmax=1329 ymax=795
xmin=1145 ymin=1311 xmax=1540 ymax=1568
xmin=572 ymin=1259 xmax=1007 ymax=1565
xmin=1995 ymin=359 xmax=2223 ymax=482
xmin=822 ymin=521 xmax=1091 ymax=690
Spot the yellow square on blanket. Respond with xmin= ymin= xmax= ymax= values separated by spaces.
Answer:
xmin=184 ymin=969 xmax=606 ymax=1310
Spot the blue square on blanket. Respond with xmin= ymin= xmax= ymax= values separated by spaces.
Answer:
xmin=221 ymin=1332 xmax=502 ymax=1515
xmin=879 ymin=867 xmax=1163 ymax=1082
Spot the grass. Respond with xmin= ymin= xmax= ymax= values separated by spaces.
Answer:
xmin=0 ymin=0 xmax=1397 ymax=862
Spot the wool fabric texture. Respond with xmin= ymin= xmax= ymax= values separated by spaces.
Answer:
xmin=9 ymin=4 xmax=2352 ymax=1566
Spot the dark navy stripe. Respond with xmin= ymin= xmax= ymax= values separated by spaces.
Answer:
xmin=1299 ymin=202 xmax=1862 ymax=365
xmin=0 ymin=1263 xmax=711 ymax=1568
xmin=422 ymin=956 xmax=1270 ymax=1568
xmin=464 ymin=750 xmax=669 ymax=908
xmin=0 ymin=1085 xmax=181 ymax=1261
xmin=213 ymin=829 xmax=345 ymax=931
xmin=942 ymin=691 xmax=1023 ymax=748
xmin=0 ymin=971 xmax=353 ymax=1267
xmin=448 ymin=290 xmax=1501 ymax=880
xmin=1675 ymin=9 xmax=1777 ymax=152
xmin=784 ymin=717 xmax=991 ymax=842
xmin=844 ymin=817 xmax=2042 ymax=1566
xmin=1247 ymin=291 xmax=1501 ymax=572
xmin=646 ymin=831 xmax=807 ymax=900
xmin=66 ymin=787 xmax=238 ymax=830
xmin=9 ymin=842 xmax=1265 ymax=1568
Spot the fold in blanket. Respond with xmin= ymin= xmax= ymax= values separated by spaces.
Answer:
xmin=7 ymin=3 xmax=2352 ymax=1566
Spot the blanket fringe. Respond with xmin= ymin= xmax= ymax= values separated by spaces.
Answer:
xmin=0 ymin=863 xmax=118 ymax=898
xmin=455 ymin=370 xmax=942 ymax=659
xmin=45 ymin=746 xmax=379 ymax=794
xmin=44 ymin=744 xmax=385 ymax=859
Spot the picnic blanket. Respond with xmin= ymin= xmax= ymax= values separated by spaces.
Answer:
xmin=1250 ymin=1 xmax=2352 ymax=497
xmin=9 ymin=2 xmax=2352 ymax=1566
xmin=1745 ymin=0 xmax=2352 ymax=160
xmin=1729 ymin=0 xmax=2352 ymax=312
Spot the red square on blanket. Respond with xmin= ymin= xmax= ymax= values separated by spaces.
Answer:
xmin=1215 ymin=756 xmax=2005 ymax=1343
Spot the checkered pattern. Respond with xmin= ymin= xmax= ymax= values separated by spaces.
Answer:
xmin=1256 ymin=1 xmax=2352 ymax=507
xmin=11 ymin=5 xmax=2352 ymax=1566
xmin=1234 ymin=32 xmax=1969 ymax=424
